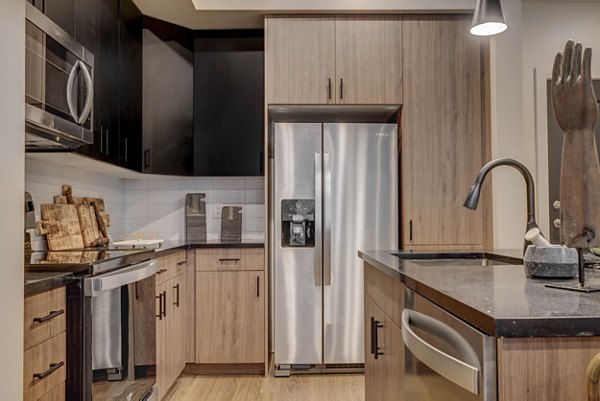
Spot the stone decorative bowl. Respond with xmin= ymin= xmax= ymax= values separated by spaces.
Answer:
xmin=523 ymin=245 xmax=578 ymax=279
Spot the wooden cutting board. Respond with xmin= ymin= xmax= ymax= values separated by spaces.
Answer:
xmin=54 ymin=196 xmax=111 ymax=228
xmin=37 ymin=204 xmax=84 ymax=250
xmin=77 ymin=205 xmax=101 ymax=247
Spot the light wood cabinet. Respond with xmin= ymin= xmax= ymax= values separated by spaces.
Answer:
xmin=154 ymin=252 xmax=187 ymax=400
xmin=364 ymin=264 xmax=404 ymax=401
xmin=402 ymin=15 xmax=489 ymax=249
xmin=24 ymin=288 xmax=67 ymax=401
xmin=266 ymin=16 xmax=402 ymax=105
xmin=194 ymin=247 xmax=266 ymax=370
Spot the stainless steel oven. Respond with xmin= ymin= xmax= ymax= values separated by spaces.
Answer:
xmin=25 ymin=2 xmax=94 ymax=150
xmin=83 ymin=259 xmax=158 ymax=401
xmin=402 ymin=288 xmax=496 ymax=401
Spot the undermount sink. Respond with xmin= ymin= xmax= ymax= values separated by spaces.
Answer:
xmin=391 ymin=252 xmax=522 ymax=267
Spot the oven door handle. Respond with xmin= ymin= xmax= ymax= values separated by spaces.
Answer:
xmin=77 ymin=60 xmax=93 ymax=124
xmin=86 ymin=260 xmax=158 ymax=297
xmin=66 ymin=62 xmax=80 ymax=123
xmin=401 ymin=309 xmax=481 ymax=395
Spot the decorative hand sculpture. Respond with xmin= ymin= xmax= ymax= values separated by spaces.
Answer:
xmin=552 ymin=40 xmax=600 ymax=247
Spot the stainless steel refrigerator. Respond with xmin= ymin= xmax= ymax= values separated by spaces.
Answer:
xmin=273 ymin=123 xmax=398 ymax=374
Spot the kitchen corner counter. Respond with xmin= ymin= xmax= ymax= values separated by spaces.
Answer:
xmin=359 ymin=249 xmax=600 ymax=338
xmin=25 ymin=271 xmax=73 ymax=296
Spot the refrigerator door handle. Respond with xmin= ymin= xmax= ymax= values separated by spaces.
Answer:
xmin=323 ymin=152 xmax=332 ymax=286
xmin=315 ymin=153 xmax=323 ymax=286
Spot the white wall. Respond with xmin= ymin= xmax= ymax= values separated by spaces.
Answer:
xmin=25 ymin=158 xmax=126 ymax=250
xmin=0 ymin=0 xmax=24 ymax=398
xmin=123 ymin=177 xmax=265 ymax=241
xmin=521 ymin=2 xmax=600 ymax=238
xmin=489 ymin=0 xmax=526 ymax=249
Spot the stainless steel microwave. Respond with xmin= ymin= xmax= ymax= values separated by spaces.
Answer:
xmin=25 ymin=2 xmax=94 ymax=150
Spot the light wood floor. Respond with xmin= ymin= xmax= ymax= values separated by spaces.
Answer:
xmin=164 ymin=373 xmax=365 ymax=401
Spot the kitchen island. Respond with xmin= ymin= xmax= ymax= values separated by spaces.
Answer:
xmin=360 ymin=249 xmax=600 ymax=401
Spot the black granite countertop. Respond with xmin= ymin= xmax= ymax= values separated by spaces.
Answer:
xmin=25 ymin=271 xmax=73 ymax=296
xmin=359 ymin=249 xmax=600 ymax=338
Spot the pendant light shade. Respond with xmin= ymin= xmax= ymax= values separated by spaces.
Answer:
xmin=470 ymin=0 xmax=507 ymax=37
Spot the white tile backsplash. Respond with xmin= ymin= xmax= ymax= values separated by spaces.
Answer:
xmin=25 ymin=156 xmax=265 ymax=248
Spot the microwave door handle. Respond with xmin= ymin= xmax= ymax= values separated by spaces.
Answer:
xmin=66 ymin=62 xmax=80 ymax=122
xmin=77 ymin=60 xmax=94 ymax=124
xmin=401 ymin=309 xmax=481 ymax=395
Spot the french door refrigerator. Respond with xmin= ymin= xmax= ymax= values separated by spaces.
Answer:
xmin=273 ymin=123 xmax=398 ymax=375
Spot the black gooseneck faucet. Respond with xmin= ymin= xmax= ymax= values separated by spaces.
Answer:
xmin=463 ymin=157 xmax=539 ymax=256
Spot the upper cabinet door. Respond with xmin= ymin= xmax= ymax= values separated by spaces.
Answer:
xmin=266 ymin=17 xmax=335 ymax=104
xmin=402 ymin=16 xmax=486 ymax=248
xmin=335 ymin=17 xmax=402 ymax=105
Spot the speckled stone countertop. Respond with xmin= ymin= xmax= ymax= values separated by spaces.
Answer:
xmin=359 ymin=249 xmax=600 ymax=337
xmin=25 ymin=272 xmax=73 ymax=296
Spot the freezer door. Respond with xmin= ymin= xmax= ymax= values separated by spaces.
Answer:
xmin=323 ymin=123 xmax=398 ymax=364
xmin=274 ymin=123 xmax=323 ymax=365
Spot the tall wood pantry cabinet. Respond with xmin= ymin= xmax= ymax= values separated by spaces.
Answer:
xmin=401 ymin=16 xmax=491 ymax=250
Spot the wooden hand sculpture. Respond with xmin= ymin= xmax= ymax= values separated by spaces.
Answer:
xmin=552 ymin=40 xmax=600 ymax=247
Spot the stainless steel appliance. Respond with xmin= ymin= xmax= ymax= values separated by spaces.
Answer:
xmin=273 ymin=123 xmax=398 ymax=374
xmin=27 ymin=250 xmax=158 ymax=401
xmin=403 ymin=288 xmax=496 ymax=401
xmin=25 ymin=2 xmax=94 ymax=150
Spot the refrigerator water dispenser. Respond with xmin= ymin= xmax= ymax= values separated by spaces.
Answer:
xmin=281 ymin=200 xmax=315 ymax=247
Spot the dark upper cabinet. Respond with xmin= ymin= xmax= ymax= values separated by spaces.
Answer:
xmin=193 ymin=31 xmax=265 ymax=176
xmin=118 ymin=0 xmax=143 ymax=171
xmin=141 ymin=18 xmax=194 ymax=175
xmin=42 ymin=0 xmax=74 ymax=35
xmin=74 ymin=0 xmax=119 ymax=163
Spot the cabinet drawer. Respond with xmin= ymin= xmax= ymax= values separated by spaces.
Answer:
xmin=37 ymin=382 xmax=65 ymax=401
xmin=24 ymin=332 xmax=67 ymax=401
xmin=155 ymin=256 xmax=171 ymax=285
xmin=24 ymin=287 xmax=66 ymax=351
xmin=364 ymin=263 xmax=404 ymax=328
xmin=173 ymin=250 xmax=187 ymax=277
xmin=196 ymin=248 xmax=264 ymax=271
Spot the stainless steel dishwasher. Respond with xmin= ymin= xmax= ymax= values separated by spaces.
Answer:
xmin=402 ymin=288 xmax=496 ymax=401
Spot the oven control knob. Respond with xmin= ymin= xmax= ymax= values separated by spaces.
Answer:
xmin=553 ymin=200 xmax=561 ymax=210
xmin=553 ymin=219 xmax=561 ymax=229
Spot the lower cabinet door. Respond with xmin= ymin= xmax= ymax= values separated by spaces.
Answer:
xmin=382 ymin=316 xmax=404 ymax=401
xmin=364 ymin=295 xmax=385 ymax=401
xmin=169 ymin=274 xmax=186 ymax=384
xmin=196 ymin=271 xmax=265 ymax=363
xmin=155 ymin=281 xmax=169 ymax=400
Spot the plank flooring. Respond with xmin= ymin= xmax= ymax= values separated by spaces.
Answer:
xmin=164 ymin=373 xmax=365 ymax=401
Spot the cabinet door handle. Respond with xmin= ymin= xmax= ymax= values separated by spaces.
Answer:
xmin=328 ymin=78 xmax=332 ymax=100
xmin=173 ymin=284 xmax=180 ymax=307
xmin=162 ymin=290 xmax=167 ymax=318
xmin=256 ymin=276 xmax=260 ymax=297
xmin=124 ymin=137 xmax=128 ymax=163
xmin=371 ymin=317 xmax=383 ymax=359
xmin=105 ymin=129 xmax=110 ymax=156
xmin=33 ymin=309 xmax=64 ymax=324
xmin=100 ymin=127 xmax=104 ymax=154
xmin=218 ymin=258 xmax=240 ymax=263
xmin=33 ymin=361 xmax=64 ymax=380
xmin=340 ymin=78 xmax=344 ymax=100
xmin=156 ymin=293 xmax=163 ymax=320
xmin=144 ymin=149 xmax=150 ymax=169
xmin=409 ymin=220 xmax=413 ymax=241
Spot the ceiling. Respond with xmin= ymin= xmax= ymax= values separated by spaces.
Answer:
xmin=132 ymin=0 xmax=476 ymax=29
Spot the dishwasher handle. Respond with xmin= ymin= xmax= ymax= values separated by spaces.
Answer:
xmin=86 ymin=259 xmax=158 ymax=297
xmin=402 ymin=309 xmax=481 ymax=395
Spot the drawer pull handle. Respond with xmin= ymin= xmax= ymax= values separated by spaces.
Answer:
xmin=156 ymin=268 xmax=168 ymax=275
xmin=218 ymin=258 xmax=240 ymax=263
xmin=33 ymin=361 xmax=64 ymax=379
xmin=33 ymin=309 xmax=64 ymax=324
xmin=177 ymin=261 xmax=186 ymax=266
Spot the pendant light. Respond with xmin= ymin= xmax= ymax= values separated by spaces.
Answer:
xmin=470 ymin=0 xmax=507 ymax=36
